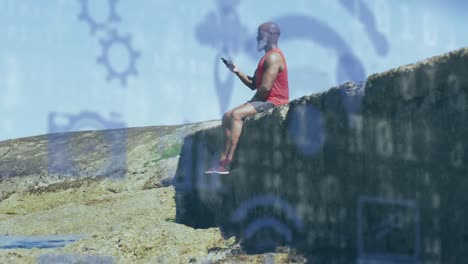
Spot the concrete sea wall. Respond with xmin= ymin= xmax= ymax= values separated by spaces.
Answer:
xmin=174 ymin=48 xmax=468 ymax=263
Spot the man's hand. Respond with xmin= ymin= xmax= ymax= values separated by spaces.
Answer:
xmin=224 ymin=58 xmax=256 ymax=90
xmin=223 ymin=59 xmax=239 ymax=73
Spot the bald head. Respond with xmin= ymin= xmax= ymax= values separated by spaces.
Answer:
xmin=259 ymin=22 xmax=281 ymax=36
xmin=256 ymin=22 xmax=280 ymax=52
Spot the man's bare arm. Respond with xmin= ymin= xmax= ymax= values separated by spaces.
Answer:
xmin=251 ymin=53 xmax=282 ymax=101
xmin=225 ymin=61 xmax=256 ymax=90
xmin=235 ymin=71 xmax=256 ymax=90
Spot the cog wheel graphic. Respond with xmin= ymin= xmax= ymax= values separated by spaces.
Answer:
xmin=97 ymin=30 xmax=141 ymax=86
xmin=78 ymin=0 xmax=121 ymax=35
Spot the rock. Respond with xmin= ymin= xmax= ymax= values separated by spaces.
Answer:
xmin=0 ymin=146 xmax=11 ymax=158
xmin=175 ymin=47 xmax=468 ymax=262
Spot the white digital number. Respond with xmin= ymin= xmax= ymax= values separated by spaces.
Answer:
xmin=400 ymin=71 xmax=416 ymax=100
xmin=450 ymin=141 xmax=463 ymax=168
xmin=402 ymin=122 xmax=417 ymax=161
xmin=348 ymin=114 xmax=364 ymax=153
xmin=400 ymin=4 xmax=413 ymax=40
xmin=422 ymin=12 xmax=438 ymax=47
xmin=374 ymin=0 xmax=391 ymax=36
xmin=376 ymin=119 xmax=393 ymax=157
xmin=424 ymin=66 xmax=438 ymax=104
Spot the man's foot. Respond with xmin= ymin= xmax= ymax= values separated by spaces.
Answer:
xmin=204 ymin=166 xmax=217 ymax=174
xmin=205 ymin=159 xmax=231 ymax=174
xmin=213 ymin=159 xmax=231 ymax=174
xmin=204 ymin=159 xmax=224 ymax=174
xmin=212 ymin=165 xmax=229 ymax=175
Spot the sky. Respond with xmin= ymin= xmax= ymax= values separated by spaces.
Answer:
xmin=0 ymin=0 xmax=465 ymax=141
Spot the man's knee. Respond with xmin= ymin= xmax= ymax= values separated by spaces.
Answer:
xmin=231 ymin=109 xmax=250 ymax=120
xmin=222 ymin=111 xmax=232 ymax=123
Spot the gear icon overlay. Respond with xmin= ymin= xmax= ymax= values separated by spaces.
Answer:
xmin=47 ymin=111 xmax=127 ymax=179
xmin=97 ymin=30 xmax=141 ymax=86
xmin=78 ymin=0 xmax=121 ymax=35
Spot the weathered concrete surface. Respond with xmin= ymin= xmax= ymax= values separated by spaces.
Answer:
xmin=175 ymin=48 xmax=468 ymax=263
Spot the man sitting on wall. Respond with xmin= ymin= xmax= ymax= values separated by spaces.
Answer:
xmin=205 ymin=22 xmax=289 ymax=174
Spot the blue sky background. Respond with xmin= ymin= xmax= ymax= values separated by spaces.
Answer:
xmin=0 ymin=0 xmax=465 ymax=141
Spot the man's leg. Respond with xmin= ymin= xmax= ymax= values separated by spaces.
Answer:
xmin=226 ymin=103 xmax=257 ymax=161
xmin=220 ymin=103 xmax=250 ymax=161
xmin=205 ymin=112 xmax=233 ymax=173
xmin=220 ymin=110 xmax=233 ymax=162
xmin=206 ymin=102 xmax=257 ymax=174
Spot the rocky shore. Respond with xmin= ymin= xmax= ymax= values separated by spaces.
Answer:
xmin=0 ymin=121 xmax=305 ymax=263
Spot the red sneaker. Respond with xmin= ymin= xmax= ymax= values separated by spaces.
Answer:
xmin=205 ymin=159 xmax=226 ymax=174
xmin=205 ymin=159 xmax=231 ymax=174
xmin=204 ymin=166 xmax=217 ymax=174
xmin=212 ymin=159 xmax=231 ymax=175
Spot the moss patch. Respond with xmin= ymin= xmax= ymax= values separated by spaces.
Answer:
xmin=144 ymin=143 xmax=182 ymax=168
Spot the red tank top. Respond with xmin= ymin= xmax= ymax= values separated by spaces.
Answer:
xmin=254 ymin=48 xmax=289 ymax=106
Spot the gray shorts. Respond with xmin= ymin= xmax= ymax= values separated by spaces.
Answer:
xmin=247 ymin=100 xmax=276 ymax=113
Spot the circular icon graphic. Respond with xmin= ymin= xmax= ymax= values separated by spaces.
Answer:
xmin=97 ymin=30 xmax=141 ymax=86
xmin=77 ymin=0 xmax=121 ymax=35
xmin=287 ymin=104 xmax=326 ymax=157
xmin=47 ymin=111 xmax=127 ymax=178
xmin=231 ymin=195 xmax=303 ymax=252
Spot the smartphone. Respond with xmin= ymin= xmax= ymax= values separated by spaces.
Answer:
xmin=221 ymin=57 xmax=230 ymax=65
